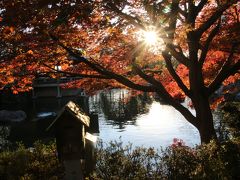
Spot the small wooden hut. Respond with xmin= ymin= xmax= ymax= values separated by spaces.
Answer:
xmin=47 ymin=101 xmax=92 ymax=179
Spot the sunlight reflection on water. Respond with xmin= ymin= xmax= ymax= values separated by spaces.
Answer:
xmin=98 ymin=100 xmax=200 ymax=149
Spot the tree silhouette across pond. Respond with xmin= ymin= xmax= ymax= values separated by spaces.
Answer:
xmin=90 ymin=90 xmax=153 ymax=129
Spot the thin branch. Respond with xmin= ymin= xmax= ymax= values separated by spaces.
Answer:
xmin=207 ymin=44 xmax=240 ymax=95
xmin=199 ymin=20 xmax=221 ymax=66
xmin=195 ymin=0 xmax=208 ymax=18
xmin=196 ymin=1 xmax=237 ymax=36
xmin=208 ymin=61 xmax=240 ymax=95
xmin=164 ymin=0 xmax=190 ymax=67
xmin=179 ymin=8 xmax=188 ymax=18
xmin=106 ymin=2 xmax=145 ymax=30
xmin=132 ymin=62 xmax=170 ymax=94
xmin=163 ymin=0 xmax=190 ymax=67
xmin=132 ymin=62 xmax=198 ymax=127
xmin=49 ymin=34 xmax=156 ymax=92
xmin=234 ymin=5 xmax=240 ymax=23
xmin=162 ymin=51 xmax=192 ymax=97
xmin=42 ymin=63 xmax=112 ymax=79
xmin=167 ymin=45 xmax=190 ymax=67
xmin=167 ymin=0 xmax=179 ymax=39
xmin=187 ymin=0 xmax=196 ymax=24
xmin=143 ymin=69 xmax=162 ymax=74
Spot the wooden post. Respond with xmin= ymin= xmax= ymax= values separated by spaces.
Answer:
xmin=32 ymin=87 xmax=36 ymax=98
xmin=63 ymin=159 xmax=84 ymax=180
xmin=84 ymin=133 xmax=97 ymax=176
xmin=56 ymin=85 xmax=62 ymax=98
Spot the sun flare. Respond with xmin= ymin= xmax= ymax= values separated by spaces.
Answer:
xmin=137 ymin=26 xmax=165 ymax=53
xmin=143 ymin=30 xmax=158 ymax=45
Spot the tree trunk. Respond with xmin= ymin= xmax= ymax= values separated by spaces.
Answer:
xmin=195 ymin=98 xmax=217 ymax=144
xmin=198 ymin=116 xmax=217 ymax=144
xmin=186 ymin=43 xmax=217 ymax=144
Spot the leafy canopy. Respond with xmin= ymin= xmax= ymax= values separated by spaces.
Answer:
xmin=0 ymin=0 xmax=239 ymax=104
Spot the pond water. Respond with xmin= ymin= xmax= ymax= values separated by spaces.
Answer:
xmin=0 ymin=89 xmax=200 ymax=149
xmin=89 ymin=90 xmax=200 ymax=148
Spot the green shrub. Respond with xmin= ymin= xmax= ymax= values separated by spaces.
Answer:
xmin=0 ymin=139 xmax=239 ymax=179
xmin=215 ymin=102 xmax=240 ymax=141
xmin=196 ymin=140 xmax=240 ymax=179
xmin=0 ymin=141 xmax=64 ymax=180
xmin=91 ymin=140 xmax=164 ymax=179
xmin=162 ymin=143 xmax=199 ymax=179
xmin=90 ymin=139 xmax=240 ymax=180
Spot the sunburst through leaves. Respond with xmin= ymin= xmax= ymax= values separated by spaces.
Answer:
xmin=136 ymin=26 xmax=165 ymax=53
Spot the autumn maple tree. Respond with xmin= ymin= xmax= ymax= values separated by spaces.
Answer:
xmin=0 ymin=0 xmax=239 ymax=144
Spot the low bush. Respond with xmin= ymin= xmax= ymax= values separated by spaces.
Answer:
xmin=92 ymin=140 xmax=164 ymax=179
xmin=0 ymin=141 xmax=64 ymax=179
xmin=91 ymin=138 xmax=240 ymax=180
xmin=0 ymin=139 xmax=239 ymax=179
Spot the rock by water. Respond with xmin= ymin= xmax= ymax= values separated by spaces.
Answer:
xmin=0 ymin=110 xmax=27 ymax=122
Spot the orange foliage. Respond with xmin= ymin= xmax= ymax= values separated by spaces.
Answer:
xmin=0 ymin=0 xmax=239 ymax=108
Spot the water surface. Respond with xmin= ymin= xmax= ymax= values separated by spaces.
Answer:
xmin=0 ymin=90 xmax=200 ymax=149
xmin=89 ymin=90 xmax=200 ymax=148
